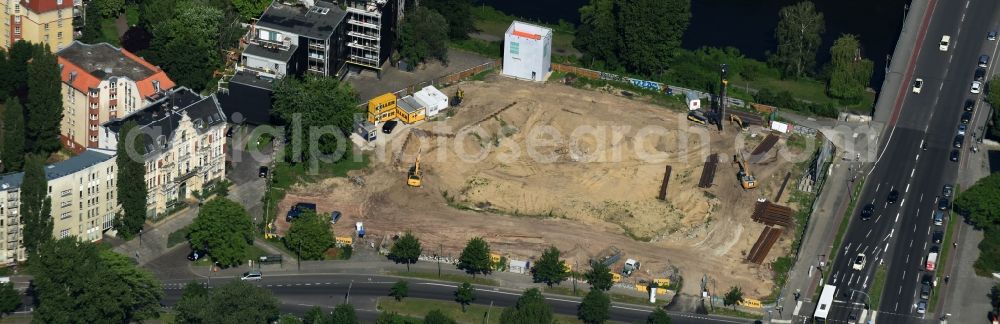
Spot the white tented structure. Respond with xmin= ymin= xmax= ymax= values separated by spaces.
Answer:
xmin=413 ymin=85 xmax=449 ymax=117
xmin=502 ymin=21 xmax=552 ymax=82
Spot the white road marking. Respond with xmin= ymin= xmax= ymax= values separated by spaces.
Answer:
xmin=867 ymin=229 xmax=873 ymax=238
xmin=876 ymin=183 xmax=881 ymax=192
xmin=876 ymin=214 xmax=882 ymax=223
xmin=906 ymin=183 xmax=911 ymax=192
xmin=895 ymin=213 xmax=900 ymax=222
xmin=920 ymin=193 xmax=923 ymax=202
xmin=906 ymin=254 xmax=910 ymax=263
xmin=910 ymin=239 xmax=914 ymax=247
xmin=913 ymin=223 xmax=918 ymax=232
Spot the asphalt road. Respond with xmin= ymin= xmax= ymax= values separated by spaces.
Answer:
xmin=160 ymin=274 xmax=755 ymax=324
xmin=822 ymin=0 xmax=1000 ymax=322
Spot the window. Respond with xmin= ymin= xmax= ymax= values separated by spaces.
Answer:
xmin=60 ymin=212 xmax=71 ymax=220
xmin=45 ymin=23 xmax=49 ymax=31
xmin=57 ymin=32 xmax=62 ymax=39
xmin=60 ymin=201 xmax=71 ymax=208
xmin=14 ymin=27 xmax=20 ymax=35
xmin=60 ymin=189 xmax=71 ymax=197
xmin=13 ymin=16 xmax=20 ymax=23
xmin=59 ymin=229 xmax=70 ymax=238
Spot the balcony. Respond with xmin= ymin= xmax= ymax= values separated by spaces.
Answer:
xmin=347 ymin=18 xmax=379 ymax=29
xmin=174 ymin=167 xmax=201 ymax=183
xmin=308 ymin=42 xmax=327 ymax=51
xmin=347 ymin=31 xmax=379 ymax=41
xmin=251 ymin=38 xmax=291 ymax=52
xmin=347 ymin=41 xmax=378 ymax=52
xmin=235 ymin=65 xmax=278 ymax=80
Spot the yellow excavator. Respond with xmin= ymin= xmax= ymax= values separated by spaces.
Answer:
xmin=451 ymin=87 xmax=464 ymax=106
xmin=734 ymin=152 xmax=757 ymax=189
xmin=730 ymin=115 xmax=748 ymax=131
xmin=407 ymin=153 xmax=422 ymax=187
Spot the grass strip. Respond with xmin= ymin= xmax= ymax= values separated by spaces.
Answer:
xmin=387 ymin=271 xmax=499 ymax=286
xmin=378 ymin=297 xmax=585 ymax=324
xmin=868 ymin=264 xmax=888 ymax=311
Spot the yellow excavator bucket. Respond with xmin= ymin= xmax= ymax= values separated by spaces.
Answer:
xmin=407 ymin=153 xmax=422 ymax=187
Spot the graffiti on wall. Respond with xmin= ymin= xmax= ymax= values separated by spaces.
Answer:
xmin=596 ymin=71 xmax=666 ymax=92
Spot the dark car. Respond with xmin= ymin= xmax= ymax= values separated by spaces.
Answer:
xmin=887 ymin=190 xmax=899 ymax=204
xmin=330 ymin=211 xmax=342 ymax=224
xmin=938 ymin=197 xmax=950 ymax=210
xmin=953 ymin=135 xmax=965 ymax=148
xmin=930 ymin=245 xmax=941 ymax=253
xmin=964 ymin=99 xmax=975 ymax=112
xmin=990 ymin=30 xmax=998 ymax=41
xmin=258 ymin=166 xmax=269 ymax=178
xmin=976 ymin=67 xmax=987 ymax=81
xmin=961 ymin=111 xmax=972 ymax=124
xmin=932 ymin=230 xmax=944 ymax=243
xmin=187 ymin=249 xmax=206 ymax=261
xmin=921 ymin=274 xmax=934 ymax=285
xmin=942 ymin=184 xmax=953 ymax=197
xmin=979 ymin=54 xmax=991 ymax=68
xmin=286 ymin=202 xmax=317 ymax=222
xmin=860 ymin=203 xmax=875 ymax=220
xmin=381 ymin=120 xmax=399 ymax=134
xmin=950 ymin=149 xmax=960 ymax=162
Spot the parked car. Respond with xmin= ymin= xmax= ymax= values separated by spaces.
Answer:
xmin=971 ymin=80 xmax=983 ymax=94
xmin=961 ymin=111 xmax=972 ymax=124
xmin=286 ymin=202 xmax=317 ymax=222
xmin=954 ymin=135 xmax=965 ymax=148
xmin=958 ymin=124 xmax=968 ymax=136
xmin=921 ymin=274 xmax=934 ymax=285
xmin=979 ymin=54 xmax=991 ymax=67
xmin=258 ymin=166 xmax=269 ymax=178
xmin=932 ymin=230 xmax=944 ymax=244
xmin=330 ymin=211 xmax=343 ymax=224
xmin=964 ymin=99 xmax=975 ymax=111
xmin=989 ymin=30 xmax=998 ymax=41
xmin=887 ymin=190 xmax=899 ymax=204
xmin=852 ymin=253 xmax=866 ymax=270
xmin=913 ymin=78 xmax=924 ymax=93
xmin=381 ymin=120 xmax=399 ymax=134
xmin=240 ymin=271 xmax=262 ymax=281
xmin=976 ymin=67 xmax=987 ymax=81
xmin=920 ymin=284 xmax=931 ymax=300
xmin=940 ymin=35 xmax=951 ymax=51
xmin=917 ymin=301 xmax=927 ymax=314
xmin=860 ymin=203 xmax=875 ymax=221
xmin=938 ymin=197 xmax=951 ymax=211
xmin=950 ymin=149 xmax=960 ymax=162
xmin=187 ymin=249 xmax=207 ymax=261
xmin=942 ymin=184 xmax=953 ymax=197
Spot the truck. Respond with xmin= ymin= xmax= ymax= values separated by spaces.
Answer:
xmin=925 ymin=252 xmax=939 ymax=271
xmin=622 ymin=259 xmax=641 ymax=277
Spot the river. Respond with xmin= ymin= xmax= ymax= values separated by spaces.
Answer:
xmin=479 ymin=0 xmax=910 ymax=89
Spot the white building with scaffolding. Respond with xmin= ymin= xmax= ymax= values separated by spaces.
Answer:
xmin=238 ymin=0 xmax=348 ymax=78
xmin=344 ymin=0 xmax=402 ymax=76
xmin=502 ymin=21 xmax=553 ymax=82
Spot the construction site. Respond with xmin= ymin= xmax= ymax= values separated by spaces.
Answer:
xmin=275 ymin=71 xmax=811 ymax=299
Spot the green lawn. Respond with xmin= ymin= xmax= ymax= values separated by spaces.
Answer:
xmin=829 ymin=179 xmax=866 ymax=270
xmin=377 ymin=297 xmax=586 ymax=324
xmin=734 ymin=75 xmax=876 ymax=113
xmin=166 ymin=225 xmax=192 ymax=249
xmin=928 ymin=214 xmax=959 ymax=311
xmin=709 ymin=306 xmax=764 ymax=320
xmin=100 ymin=19 xmax=120 ymax=46
xmin=125 ymin=5 xmax=140 ymax=26
xmin=868 ymin=264 xmax=888 ymax=310
xmin=388 ymin=271 xmax=499 ymax=286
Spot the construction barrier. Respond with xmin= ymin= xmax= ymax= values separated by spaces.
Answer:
xmin=653 ymin=278 xmax=671 ymax=287
xmin=490 ymin=253 xmax=501 ymax=264
xmin=738 ymin=298 xmax=763 ymax=309
xmin=335 ymin=236 xmax=354 ymax=246
xmin=636 ymin=284 xmax=668 ymax=296
xmin=612 ymin=273 xmax=622 ymax=283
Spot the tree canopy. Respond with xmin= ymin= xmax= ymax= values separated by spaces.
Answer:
xmin=0 ymin=282 xmax=21 ymax=317
xmin=723 ymin=286 xmax=744 ymax=310
xmin=454 ymin=282 xmax=476 ymax=313
xmin=499 ymin=288 xmax=553 ymax=324
xmin=114 ymin=120 xmax=148 ymax=240
xmin=26 ymin=44 xmax=62 ymax=154
xmin=531 ymin=246 xmax=569 ymax=287
xmin=231 ymin=0 xmax=271 ymax=21
xmin=772 ymin=1 xmax=825 ymax=78
xmin=827 ymin=34 xmax=873 ymax=102
xmin=398 ymin=7 xmax=449 ymax=66
xmin=376 ymin=311 xmax=409 ymax=324
xmin=424 ymin=309 xmax=457 ymax=324
xmin=422 ymin=0 xmax=474 ymax=40
xmin=330 ymin=304 xmax=360 ymax=324
xmin=272 ymin=75 xmax=359 ymax=159
xmin=389 ymin=280 xmax=409 ymax=302
xmin=986 ymin=76 xmax=1000 ymax=139
xmin=574 ymin=0 xmax=691 ymax=74
xmin=647 ymin=308 xmax=671 ymax=324
xmin=388 ymin=231 xmax=422 ymax=270
xmin=578 ymin=289 xmax=611 ymax=324
xmin=92 ymin=0 xmax=125 ymax=18
xmin=20 ymin=155 xmax=52 ymax=258
xmin=33 ymin=239 xmax=162 ymax=323
xmin=145 ymin=0 xmax=224 ymax=91
xmin=584 ymin=262 xmax=614 ymax=291
xmin=457 ymin=237 xmax=492 ymax=277
xmin=2 ymin=97 xmax=25 ymax=172
xmin=284 ymin=209 xmax=333 ymax=260
xmin=955 ymin=172 xmax=1000 ymax=230
xmin=175 ymin=280 xmax=280 ymax=323
xmin=188 ymin=197 xmax=255 ymax=267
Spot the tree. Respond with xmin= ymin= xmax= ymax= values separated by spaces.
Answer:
xmin=138 ymin=0 xmax=177 ymax=28
xmin=330 ymin=304 xmax=360 ymax=324
xmin=272 ymin=75 xmax=358 ymax=159
xmin=422 ymin=0 xmax=474 ymax=40
xmin=499 ymin=288 xmax=553 ymax=324
xmin=284 ymin=209 xmax=333 ymax=260
xmin=457 ymin=237 xmax=492 ymax=277
xmin=954 ymin=172 xmax=1000 ymax=230
xmin=647 ymin=308 xmax=671 ymax=324
xmin=174 ymin=282 xmax=209 ymax=323
xmin=990 ymin=284 xmax=1000 ymax=313
xmin=584 ymin=262 xmax=614 ymax=291
xmin=578 ymin=289 xmax=611 ymax=324
xmin=574 ymin=0 xmax=621 ymax=70
xmin=723 ymin=286 xmax=744 ymax=310
xmin=99 ymin=250 xmax=164 ymax=321
xmin=26 ymin=44 xmax=62 ymax=154
xmin=827 ymin=34 xmax=873 ymax=102
xmin=176 ymin=280 xmax=280 ymax=323
xmin=145 ymin=0 xmax=223 ymax=91
xmin=231 ymin=0 xmax=270 ymax=21
xmin=424 ymin=309 xmax=457 ymax=324
xmin=92 ymin=0 xmax=125 ymax=18
xmin=454 ymin=282 xmax=476 ymax=313
xmin=0 ymin=49 xmax=9 ymax=98
xmin=0 ymin=282 xmax=21 ymax=317
xmin=388 ymin=231 xmax=422 ymax=271
xmin=302 ymin=306 xmax=326 ymax=324
xmin=278 ymin=314 xmax=303 ymax=324
xmin=986 ymin=76 xmax=1000 ymax=139
xmin=389 ymin=280 xmax=409 ymax=302
xmin=398 ymin=7 xmax=449 ymax=66
xmin=2 ymin=97 xmax=25 ymax=172
xmin=6 ymin=41 xmax=33 ymax=99
xmin=33 ymin=238 xmax=160 ymax=323
xmin=188 ymin=197 xmax=255 ymax=267
xmin=20 ymin=155 xmax=52 ymax=258
xmin=616 ymin=0 xmax=691 ymax=76
xmin=376 ymin=311 xmax=408 ymax=324
xmin=531 ymin=246 xmax=569 ymax=287
xmin=772 ymin=1 xmax=825 ymax=79
xmin=114 ymin=120 xmax=147 ymax=240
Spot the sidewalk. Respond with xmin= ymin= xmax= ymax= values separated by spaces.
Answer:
xmin=111 ymin=206 xmax=200 ymax=266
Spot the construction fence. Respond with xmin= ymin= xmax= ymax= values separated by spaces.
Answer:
xmin=358 ymin=59 xmax=502 ymax=107
xmin=550 ymin=63 xmax=748 ymax=109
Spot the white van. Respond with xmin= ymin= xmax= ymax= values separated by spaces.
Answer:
xmin=940 ymin=35 xmax=951 ymax=51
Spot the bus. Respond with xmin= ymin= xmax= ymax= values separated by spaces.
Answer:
xmin=813 ymin=284 xmax=837 ymax=323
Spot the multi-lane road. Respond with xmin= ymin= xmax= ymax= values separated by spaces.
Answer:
xmin=824 ymin=0 xmax=1000 ymax=322
xmin=159 ymin=274 xmax=754 ymax=324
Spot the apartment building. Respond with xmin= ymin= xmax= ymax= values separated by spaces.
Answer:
xmin=239 ymin=0 xmax=347 ymax=78
xmin=98 ymin=88 xmax=227 ymax=218
xmin=0 ymin=149 xmax=119 ymax=264
xmin=0 ymin=0 xmax=74 ymax=51
xmin=58 ymin=41 xmax=176 ymax=153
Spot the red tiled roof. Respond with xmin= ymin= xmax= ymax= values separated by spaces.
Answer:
xmin=20 ymin=0 xmax=73 ymax=14
xmin=58 ymin=57 xmax=100 ymax=94
xmin=512 ymin=30 xmax=541 ymax=40
xmin=59 ymin=45 xmax=176 ymax=98
xmin=135 ymin=71 xmax=176 ymax=98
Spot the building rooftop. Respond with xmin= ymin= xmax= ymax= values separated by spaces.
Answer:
xmin=397 ymin=96 xmax=424 ymax=113
xmin=58 ymin=42 xmax=176 ymax=97
xmin=257 ymin=1 xmax=347 ymax=40
xmin=243 ymin=43 xmax=299 ymax=63
xmin=104 ymin=88 xmax=226 ymax=155
xmin=20 ymin=0 xmax=73 ymax=14
xmin=506 ymin=21 xmax=552 ymax=40
xmin=0 ymin=150 xmax=115 ymax=191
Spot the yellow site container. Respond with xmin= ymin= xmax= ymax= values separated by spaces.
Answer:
xmin=612 ymin=273 xmax=622 ymax=283
xmin=563 ymin=263 xmax=572 ymax=273
xmin=367 ymin=93 xmax=398 ymax=123
xmin=335 ymin=236 xmax=354 ymax=246
xmin=490 ymin=253 xmax=501 ymax=264
xmin=395 ymin=96 xmax=426 ymax=124
xmin=653 ymin=278 xmax=670 ymax=287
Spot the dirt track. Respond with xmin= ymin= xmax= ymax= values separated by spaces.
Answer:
xmin=277 ymin=76 xmax=805 ymax=297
